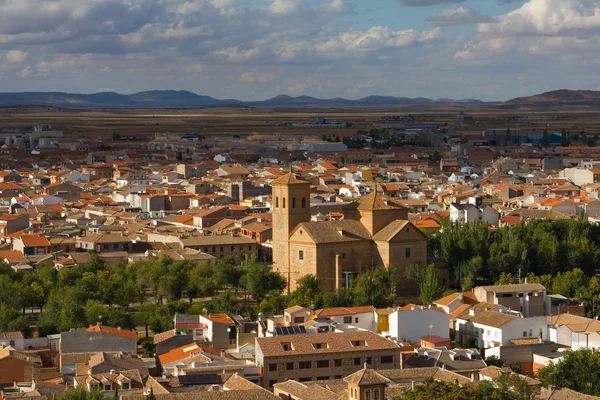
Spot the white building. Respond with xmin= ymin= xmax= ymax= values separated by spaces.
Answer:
xmin=449 ymin=201 xmax=500 ymax=227
xmin=314 ymin=306 xmax=378 ymax=332
xmin=388 ymin=306 xmax=449 ymax=344
xmin=549 ymin=314 xmax=600 ymax=351
xmin=456 ymin=309 xmax=548 ymax=349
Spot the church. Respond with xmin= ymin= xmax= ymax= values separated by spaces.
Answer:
xmin=271 ymin=172 xmax=428 ymax=292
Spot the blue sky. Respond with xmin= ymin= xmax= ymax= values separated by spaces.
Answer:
xmin=0 ymin=0 xmax=598 ymax=101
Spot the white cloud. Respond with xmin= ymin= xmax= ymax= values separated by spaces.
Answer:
xmin=213 ymin=46 xmax=259 ymax=61
xmin=323 ymin=0 xmax=348 ymax=13
xmin=240 ymin=71 xmax=276 ymax=83
xmin=16 ymin=66 xmax=31 ymax=78
xmin=6 ymin=50 xmax=28 ymax=63
xmin=268 ymin=0 xmax=303 ymax=15
xmin=316 ymin=26 xmax=439 ymax=53
xmin=479 ymin=0 xmax=600 ymax=37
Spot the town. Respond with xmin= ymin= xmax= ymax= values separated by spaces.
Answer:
xmin=0 ymin=103 xmax=599 ymax=400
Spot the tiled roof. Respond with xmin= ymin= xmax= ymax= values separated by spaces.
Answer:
xmin=344 ymin=369 xmax=390 ymax=386
xmin=476 ymin=283 xmax=546 ymax=294
xmin=314 ymin=306 xmax=375 ymax=317
xmin=294 ymin=220 xmax=371 ymax=244
xmin=158 ymin=343 xmax=202 ymax=366
xmin=86 ymin=324 xmax=138 ymax=341
xmin=458 ymin=310 xmax=519 ymax=328
xmin=256 ymin=330 xmax=398 ymax=358
xmin=19 ymin=234 xmax=50 ymax=248
xmin=271 ymin=173 xmax=309 ymax=186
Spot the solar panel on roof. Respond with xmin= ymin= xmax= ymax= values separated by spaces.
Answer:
xmin=274 ymin=325 xmax=307 ymax=336
xmin=178 ymin=374 xmax=220 ymax=385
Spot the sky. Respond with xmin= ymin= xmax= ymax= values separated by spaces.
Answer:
xmin=1 ymin=0 xmax=600 ymax=101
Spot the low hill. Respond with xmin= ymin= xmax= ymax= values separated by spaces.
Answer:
xmin=506 ymin=89 xmax=600 ymax=105
xmin=0 ymin=91 xmax=487 ymax=108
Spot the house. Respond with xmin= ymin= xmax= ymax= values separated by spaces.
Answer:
xmin=73 ymin=370 xmax=144 ymax=394
xmin=77 ymin=234 xmax=133 ymax=253
xmin=255 ymin=330 xmax=400 ymax=389
xmin=455 ymin=308 xmax=548 ymax=349
xmin=44 ymin=182 xmax=84 ymax=202
xmin=403 ymin=347 xmax=486 ymax=370
xmin=0 ymin=346 xmax=41 ymax=386
xmin=153 ymin=329 xmax=195 ymax=356
xmin=449 ymin=202 xmax=500 ymax=227
xmin=473 ymin=283 xmax=550 ymax=317
xmin=12 ymin=234 xmax=51 ymax=255
xmin=174 ymin=313 xmax=239 ymax=350
xmin=387 ymin=306 xmax=449 ymax=344
xmin=79 ymin=351 xmax=149 ymax=379
xmin=314 ymin=306 xmax=378 ymax=332
xmin=158 ymin=343 xmax=210 ymax=376
xmin=548 ymin=314 xmax=600 ymax=351
xmin=0 ymin=214 xmax=29 ymax=237
xmin=60 ymin=330 xmax=138 ymax=374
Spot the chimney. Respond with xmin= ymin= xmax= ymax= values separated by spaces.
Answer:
xmin=110 ymin=369 xmax=115 ymax=374
xmin=363 ymin=362 xmax=368 ymax=370
xmin=411 ymin=381 xmax=415 ymax=391
xmin=469 ymin=309 xmax=476 ymax=316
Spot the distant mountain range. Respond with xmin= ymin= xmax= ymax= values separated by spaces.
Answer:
xmin=0 ymin=90 xmax=490 ymax=108
xmin=506 ymin=89 xmax=600 ymax=106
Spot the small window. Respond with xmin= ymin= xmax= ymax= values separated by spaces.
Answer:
xmin=366 ymin=357 xmax=372 ymax=365
xmin=351 ymin=340 xmax=365 ymax=347
xmin=334 ymin=375 xmax=343 ymax=379
xmin=248 ymin=245 xmax=252 ymax=250
xmin=299 ymin=377 xmax=311 ymax=382
xmin=365 ymin=389 xmax=371 ymax=400
xmin=374 ymin=389 xmax=380 ymax=400
xmin=283 ymin=197 xmax=286 ymax=209
xmin=343 ymin=316 xmax=352 ymax=324
xmin=523 ymin=331 xmax=527 ymax=338
xmin=104 ymin=384 xmax=111 ymax=391
xmin=212 ymin=247 xmax=216 ymax=252
xmin=381 ymin=355 xmax=393 ymax=364
xmin=231 ymin=246 xmax=234 ymax=251
xmin=334 ymin=359 xmax=342 ymax=367
xmin=299 ymin=361 xmax=312 ymax=369
xmin=281 ymin=342 xmax=292 ymax=351
xmin=275 ymin=197 xmax=279 ymax=208
xmin=405 ymin=247 xmax=411 ymax=258
xmin=313 ymin=343 xmax=328 ymax=350
xmin=317 ymin=376 xmax=329 ymax=381
xmin=316 ymin=360 xmax=329 ymax=368
xmin=204 ymin=247 xmax=208 ymax=253
xmin=268 ymin=363 xmax=277 ymax=371
xmin=529 ymin=329 xmax=533 ymax=337
xmin=342 ymin=253 xmax=346 ymax=260
xmin=355 ymin=317 xmax=359 ymax=323
xmin=286 ymin=362 xmax=294 ymax=370
xmin=353 ymin=358 xmax=361 ymax=366
xmin=302 ymin=197 xmax=306 ymax=208
xmin=122 ymin=382 xmax=130 ymax=390
xmin=220 ymin=246 xmax=224 ymax=252
xmin=268 ymin=380 xmax=277 ymax=388
xmin=103 ymin=244 xmax=109 ymax=250
xmin=292 ymin=197 xmax=296 ymax=209
xmin=299 ymin=250 xmax=304 ymax=260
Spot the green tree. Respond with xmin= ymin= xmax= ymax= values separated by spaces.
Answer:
xmin=239 ymin=256 xmax=286 ymax=303
xmin=292 ymin=274 xmax=321 ymax=308
xmin=542 ymin=128 xmax=549 ymax=147
xmin=538 ymin=349 xmax=600 ymax=396
xmin=419 ymin=264 xmax=441 ymax=307
xmin=352 ymin=265 xmax=396 ymax=308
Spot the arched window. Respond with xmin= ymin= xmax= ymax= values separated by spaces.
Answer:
xmin=365 ymin=389 xmax=371 ymax=400
xmin=374 ymin=389 xmax=380 ymax=400
xmin=283 ymin=197 xmax=286 ymax=209
xmin=275 ymin=197 xmax=279 ymax=208
xmin=292 ymin=197 xmax=296 ymax=209
xmin=301 ymin=197 xmax=306 ymax=209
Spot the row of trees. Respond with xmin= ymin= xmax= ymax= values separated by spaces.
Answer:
xmin=430 ymin=218 xmax=600 ymax=290
xmin=0 ymin=251 xmax=410 ymax=338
